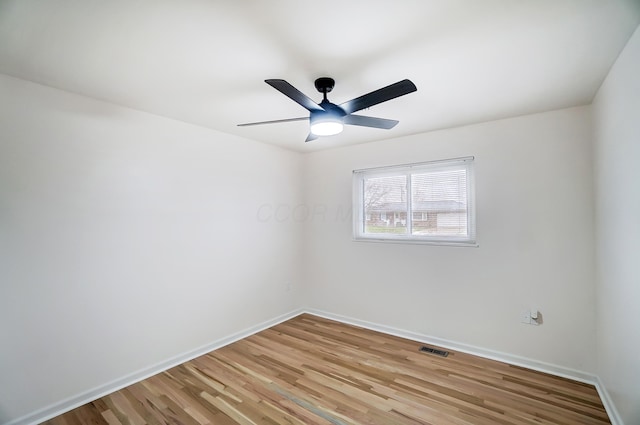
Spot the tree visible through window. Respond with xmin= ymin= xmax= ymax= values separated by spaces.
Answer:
xmin=353 ymin=157 xmax=476 ymax=245
xmin=364 ymin=175 xmax=407 ymax=234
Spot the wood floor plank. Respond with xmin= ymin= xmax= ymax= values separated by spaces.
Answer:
xmin=42 ymin=314 xmax=610 ymax=425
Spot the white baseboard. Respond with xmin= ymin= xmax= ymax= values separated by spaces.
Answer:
xmin=5 ymin=308 xmax=304 ymax=425
xmin=6 ymin=307 xmax=624 ymax=425
xmin=305 ymin=308 xmax=624 ymax=425
xmin=594 ymin=376 xmax=624 ymax=425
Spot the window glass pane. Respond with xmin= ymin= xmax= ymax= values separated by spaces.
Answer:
xmin=411 ymin=168 xmax=467 ymax=236
xmin=364 ymin=175 xmax=407 ymax=235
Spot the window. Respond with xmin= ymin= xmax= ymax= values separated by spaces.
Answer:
xmin=353 ymin=157 xmax=476 ymax=246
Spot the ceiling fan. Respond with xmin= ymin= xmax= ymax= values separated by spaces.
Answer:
xmin=238 ymin=77 xmax=417 ymax=142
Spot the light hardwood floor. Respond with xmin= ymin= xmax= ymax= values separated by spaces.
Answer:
xmin=44 ymin=314 xmax=610 ymax=425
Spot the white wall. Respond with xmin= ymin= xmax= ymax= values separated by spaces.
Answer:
xmin=0 ymin=74 xmax=302 ymax=423
xmin=593 ymin=25 xmax=640 ymax=425
xmin=302 ymin=106 xmax=596 ymax=371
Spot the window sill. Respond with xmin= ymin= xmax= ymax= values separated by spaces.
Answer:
xmin=352 ymin=236 xmax=479 ymax=247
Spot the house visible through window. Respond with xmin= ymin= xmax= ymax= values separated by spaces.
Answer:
xmin=352 ymin=157 xmax=476 ymax=245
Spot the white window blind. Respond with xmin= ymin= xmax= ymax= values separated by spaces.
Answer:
xmin=353 ymin=157 xmax=476 ymax=246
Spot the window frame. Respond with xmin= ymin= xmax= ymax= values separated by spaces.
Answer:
xmin=352 ymin=157 xmax=477 ymax=246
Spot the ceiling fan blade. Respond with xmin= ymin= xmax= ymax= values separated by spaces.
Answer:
xmin=237 ymin=117 xmax=308 ymax=127
xmin=340 ymin=79 xmax=417 ymax=114
xmin=265 ymin=79 xmax=325 ymax=112
xmin=305 ymin=133 xmax=318 ymax=143
xmin=343 ymin=115 xmax=399 ymax=129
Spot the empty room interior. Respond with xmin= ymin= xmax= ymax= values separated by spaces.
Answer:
xmin=1 ymin=1 xmax=640 ymax=424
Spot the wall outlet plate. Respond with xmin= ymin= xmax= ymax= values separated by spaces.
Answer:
xmin=520 ymin=310 xmax=531 ymax=324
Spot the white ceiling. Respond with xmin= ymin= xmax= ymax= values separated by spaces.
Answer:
xmin=1 ymin=1 xmax=639 ymax=152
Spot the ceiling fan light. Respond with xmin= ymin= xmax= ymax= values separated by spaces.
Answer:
xmin=311 ymin=120 xmax=343 ymax=136
xmin=310 ymin=117 xmax=344 ymax=136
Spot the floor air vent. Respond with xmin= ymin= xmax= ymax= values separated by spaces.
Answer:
xmin=419 ymin=346 xmax=449 ymax=357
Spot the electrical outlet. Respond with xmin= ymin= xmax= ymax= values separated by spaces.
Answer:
xmin=520 ymin=310 xmax=531 ymax=324
xmin=530 ymin=308 xmax=541 ymax=326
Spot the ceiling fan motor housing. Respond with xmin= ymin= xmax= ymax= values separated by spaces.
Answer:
xmin=310 ymin=102 xmax=346 ymax=136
